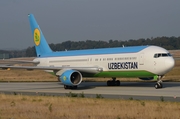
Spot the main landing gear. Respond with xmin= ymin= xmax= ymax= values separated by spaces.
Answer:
xmin=64 ymin=85 xmax=77 ymax=89
xmin=107 ymin=77 xmax=120 ymax=86
xmin=154 ymin=76 xmax=163 ymax=89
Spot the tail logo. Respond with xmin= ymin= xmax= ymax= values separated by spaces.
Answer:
xmin=34 ymin=28 xmax=41 ymax=46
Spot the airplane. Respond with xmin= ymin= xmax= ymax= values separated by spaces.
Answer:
xmin=0 ymin=14 xmax=175 ymax=89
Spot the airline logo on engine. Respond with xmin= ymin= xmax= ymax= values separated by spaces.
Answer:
xmin=108 ymin=62 xmax=138 ymax=69
xmin=63 ymin=76 xmax=67 ymax=81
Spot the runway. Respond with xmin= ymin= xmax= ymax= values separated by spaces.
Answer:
xmin=0 ymin=82 xmax=180 ymax=101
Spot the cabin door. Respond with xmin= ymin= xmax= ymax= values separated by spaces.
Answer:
xmin=139 ymin=53 xmax=144 ymax=65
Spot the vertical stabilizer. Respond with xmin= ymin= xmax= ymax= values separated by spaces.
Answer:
xmin=28 ymin=14 xmax=52 ymax=57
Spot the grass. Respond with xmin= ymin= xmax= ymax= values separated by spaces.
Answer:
xmin=0 ymin=94 xmax=180 ymax=119
xmin=0 ymin=69 xmax=58 ymax=82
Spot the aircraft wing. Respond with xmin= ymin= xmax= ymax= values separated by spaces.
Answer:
xmin=0 ymin=59 xmax=39 ymax=64
xmin=0 ymin=65 xmax=103 ymax=74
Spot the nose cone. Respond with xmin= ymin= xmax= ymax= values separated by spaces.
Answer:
xmin=165 ymin=58 xmax=175 ymax=72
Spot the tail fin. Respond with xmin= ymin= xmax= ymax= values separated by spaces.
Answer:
xmin=28 ymin=14 xmax=52 ymax=57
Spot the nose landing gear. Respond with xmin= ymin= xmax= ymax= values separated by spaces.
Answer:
xmin=154 ymin=76 xmax=163 ymax=89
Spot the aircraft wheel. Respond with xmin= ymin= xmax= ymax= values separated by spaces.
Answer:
xmin=64 ymin=85 xmax=69 ymax=89
xmin=107 ymin=80 xmax=120 ymax=86
xmin=159 ymin=83 xmax=163 ymax=88
xmin=72 ymin=86 xmax=78 ymax=89
xmin=116 ymin=80 xmax=120 ymax=86
xmin=155 ymin=83 xmax=163 ymax=89
xmin=64 ymin=85 xmax=77 ymax=89
xmin=107 ymin=80 xmax=111 ymax=86
xmin=155 ymin=84 xmax=159 ymax=89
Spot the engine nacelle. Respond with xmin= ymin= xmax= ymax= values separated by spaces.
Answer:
xmin=59 ymin=70 xmax=82 ymax=86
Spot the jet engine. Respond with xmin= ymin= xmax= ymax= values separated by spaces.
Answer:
xmin=59 ymin=70 xmax=82 ymax=86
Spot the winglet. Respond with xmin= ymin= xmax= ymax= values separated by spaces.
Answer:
xmin=28 ymin=14 xmax=52 ymax=57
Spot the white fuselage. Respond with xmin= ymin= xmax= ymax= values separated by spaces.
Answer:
xmin=34 ymin=46 xmax=174 ymax=77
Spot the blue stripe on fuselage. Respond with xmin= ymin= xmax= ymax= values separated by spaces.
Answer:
xmin=40 ymin=46 xmax=149 ymax=57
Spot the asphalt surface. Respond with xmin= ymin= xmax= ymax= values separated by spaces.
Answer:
xmin=0 ymin=82 xmax=180 ymax=102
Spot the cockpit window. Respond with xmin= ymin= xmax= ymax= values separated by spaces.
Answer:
xmin=167 ymin=53 xmax=172 ymax=56
xmin=158 ymin=54 xmax=162 ymax=57
xmin=154 ymin=53 xmax=172 ymax=58
xmin=154 ymin=54 xmax=158 ymax=58
xmin=162 ymin=54 xmax=168 ymax=57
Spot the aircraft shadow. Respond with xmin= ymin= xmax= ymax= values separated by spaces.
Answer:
xmin=58 ymin=82 xmax=96 ymax=90
xmin=79 ymin=81 xmax=180 ymax=89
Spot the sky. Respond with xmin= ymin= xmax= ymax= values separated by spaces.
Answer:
xmin=0 ymin=0 xmax=180 ymax=50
